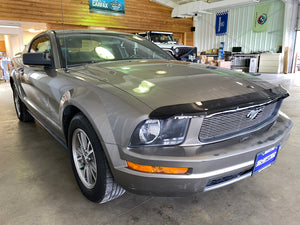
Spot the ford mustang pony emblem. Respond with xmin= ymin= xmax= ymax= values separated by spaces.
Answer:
xmin=246 ymin=107 xmax=265 ymax=120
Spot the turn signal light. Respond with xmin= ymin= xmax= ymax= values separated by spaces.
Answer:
xmin=127 ymin=161 xmax=188 ymax=174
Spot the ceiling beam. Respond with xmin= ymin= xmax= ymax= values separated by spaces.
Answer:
xmin=172 ymin=0 xmax=260 ymax=17
xmin=150 ymin=0 xmax=178 ymax=8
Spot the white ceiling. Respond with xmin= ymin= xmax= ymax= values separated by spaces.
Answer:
xmin=153 ymin=0 xmax=261 ymax=17
xmin=0 ymin=20 xmax=47 ymax=33
xmin=153 ymin=0 xmax=232 ymax=8
xmin=172 ymin=0 xmax=222 ymax=5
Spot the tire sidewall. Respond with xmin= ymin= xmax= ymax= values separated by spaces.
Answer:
xmin=68 ymin=113 xmax=108 ymax=202
xmin=12 ymin=84 xmax=22 ymax=120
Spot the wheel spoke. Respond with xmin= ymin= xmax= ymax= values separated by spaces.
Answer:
xmin=90 ymin=161 xmax=97 ymax=174
xmin=86 ymin=165 xmax=92 ymax=184
xmin=83 ymin=166 xmax=88 ymax=182
xmin=74 ymin=146 xmax=83 ymax=157
xmin=87 ymin=141 xmax=92 ymax=151
xmin=77 ymin=133 xmax=83 ymax=147
xmin=76 ymin=133 xmax=86 ymax=156
xmin=80 ymin=132 xmax=88 ymax=150
xmin=77 ymin=155 xmax=84 ymax=165
xmin=90 ymin=165 xmax=97 ymax=181
xmin=86 ymin=148 xmax=94 ymax=157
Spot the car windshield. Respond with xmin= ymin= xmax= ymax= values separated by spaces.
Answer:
xmin=150 ymin=33 xmax=174 ymax=43
xmin=57 ymin=33 xmax=173 ymax=66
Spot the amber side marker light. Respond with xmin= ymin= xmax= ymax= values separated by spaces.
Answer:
xmin=127 ymin=161 xmax=188 ymax=174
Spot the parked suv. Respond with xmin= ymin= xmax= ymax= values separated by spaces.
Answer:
xmin=137 ymin=31 xmax=197 ymax=61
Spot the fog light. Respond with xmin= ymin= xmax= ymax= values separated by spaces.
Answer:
xmin=127 ymin=161 xmax=188 ymax=174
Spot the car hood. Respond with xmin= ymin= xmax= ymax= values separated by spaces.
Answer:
xmin=75 ymin=60 xmax=288 ymax=118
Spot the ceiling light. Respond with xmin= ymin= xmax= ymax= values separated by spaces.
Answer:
xmin=0 ymin=25 xmax=20 ymax=28
xmin=28 ymin=29 xmax=43 ymax=33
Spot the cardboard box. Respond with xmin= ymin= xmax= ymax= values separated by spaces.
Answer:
xmin=209 ymin=61 xmax=218 ymax=66
xmin=199 ymin=55 xmax=207 ymax=60
xmin=212 ymin=48 xmax=219 ymax=54
xmin=206 ymin=57 xmax=214 ymax=63
xmin=218 ymin=61 xmax=231 ymax=69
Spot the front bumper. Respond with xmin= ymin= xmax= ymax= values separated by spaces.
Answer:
xmin=113 ymin=112 xmax=292 ymax=196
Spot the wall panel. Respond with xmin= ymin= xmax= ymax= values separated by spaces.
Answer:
xmin=194 ymin=0 xmax=284 ymax=53
xmin=0 ymin=40 xmax=6 ymax=52
xmin=0 ymin=0 xmax=194 ymax=45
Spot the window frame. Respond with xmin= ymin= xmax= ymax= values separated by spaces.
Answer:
xmin=28 ymin=34 xmax=54 ymax=68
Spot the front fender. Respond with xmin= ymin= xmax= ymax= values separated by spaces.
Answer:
xmin=60 ymin=84 xmax=151 ymax=168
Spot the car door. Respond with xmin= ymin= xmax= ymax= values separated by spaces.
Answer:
xmin=20 ymin=35 xmax=62 ymax=132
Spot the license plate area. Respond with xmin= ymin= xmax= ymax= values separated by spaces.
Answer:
xmin=252 ymin=145 xmax=279 ymax=175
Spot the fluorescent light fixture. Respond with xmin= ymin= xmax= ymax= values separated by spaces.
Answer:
xmin=28 ymin=28 xmax=43 ymax=33
xmin=0 ymin=25 xmax=20 ymax=28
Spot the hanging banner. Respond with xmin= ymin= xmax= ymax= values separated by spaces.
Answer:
xmin=253 ymin=3 xmax=271 ymax=32
xmin=89 ymin=0 xmax=125 ymax=16
xmin=215 ymin=11 xmax=228 ymax=36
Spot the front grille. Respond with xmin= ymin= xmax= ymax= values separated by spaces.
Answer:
xmin=205 ymin=169 xmax=252 ymax=188
xmin=174 ymin=47 xmax=197 ymax=59
xmin=199 ymin=101 xmax=280 ymax=142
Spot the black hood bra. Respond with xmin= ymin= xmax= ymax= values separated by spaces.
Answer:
xmin=149 ymin=86 xmax=289 ymax=119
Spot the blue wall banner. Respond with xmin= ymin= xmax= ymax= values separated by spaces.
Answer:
xmin=215 ymin=11 xmax=228 ymax=36
xmin=89 ymin=0 xmax=125 ymax=16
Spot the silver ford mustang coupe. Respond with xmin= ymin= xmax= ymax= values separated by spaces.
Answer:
xmin=10 ymin=30 xmax=292 ymax=203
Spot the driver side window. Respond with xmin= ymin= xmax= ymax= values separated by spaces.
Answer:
xmin=29 ymin=36 xmax=51 ymax=60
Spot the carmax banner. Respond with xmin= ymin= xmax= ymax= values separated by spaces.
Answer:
xmin=89 ymin=0 xmax=125 ymax=16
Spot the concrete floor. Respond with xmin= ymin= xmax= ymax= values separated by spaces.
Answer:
xmin=0 ymin=74 xmax=299 ymax=225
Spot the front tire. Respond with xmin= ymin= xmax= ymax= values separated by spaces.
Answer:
xmin=12 ymin=84 xmax=34 ymax=122
xmin=68 ymin=113 xmax=125 ymax=203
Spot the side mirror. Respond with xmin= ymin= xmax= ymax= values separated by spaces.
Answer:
xmin=23 ymin=53 xmax=52 ymax=67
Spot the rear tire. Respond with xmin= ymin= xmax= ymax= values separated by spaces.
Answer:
xmin=12 ymin=84 xmax=34 ymax=122
xmin=68 ymin=113 xmax=125 ymax=203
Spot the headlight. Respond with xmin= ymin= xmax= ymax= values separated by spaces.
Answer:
xmin=129 ymin=118 xmax=190 ymax=147
xmin=139 ymin=120 xmax=160 ymax=144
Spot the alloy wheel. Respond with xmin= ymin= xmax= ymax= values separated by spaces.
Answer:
xmin=72 ymin=128 xmax=97 ymax=189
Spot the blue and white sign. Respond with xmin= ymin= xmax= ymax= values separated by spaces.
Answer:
xmin=215 ymin=11 xmax=228 ymax=36
xmin=89 ymin=0 xmax=125 ymax=16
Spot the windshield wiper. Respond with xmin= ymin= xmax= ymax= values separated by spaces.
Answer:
xmin=66 ymin=60 xmax=104 ymax=67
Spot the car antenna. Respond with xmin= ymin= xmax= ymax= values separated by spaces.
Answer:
xmin=61 ymin=0 xmax=69 ymax=73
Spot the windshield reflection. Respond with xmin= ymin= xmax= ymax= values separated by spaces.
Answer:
xmin=57 ymin=33 xmax=173 ymax=67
